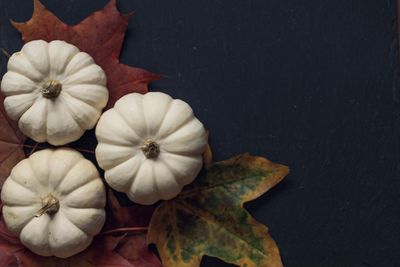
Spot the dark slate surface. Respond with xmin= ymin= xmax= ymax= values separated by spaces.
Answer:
xmin=0 ymin=0 xmax=399 ymax=266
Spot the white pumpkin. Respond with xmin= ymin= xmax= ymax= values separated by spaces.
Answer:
xmin=1 ymin=40 xmax=109 ymax=146
xmin=1 ymin=148 xmax=106 ymax=258
xmin=95 ymin=92 xmax=207 ymax=205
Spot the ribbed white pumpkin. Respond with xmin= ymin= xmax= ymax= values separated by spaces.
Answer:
xmin=1 ymin=40 xmax=109 ymax=146
xmin=1 ymin=148 xmax=106 ymax=258
xmin=95 ymin=92 xmax=207 ymax=205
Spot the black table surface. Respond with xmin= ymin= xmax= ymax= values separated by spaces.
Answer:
xmin=1 ymin=1 xmax=399 ymax=266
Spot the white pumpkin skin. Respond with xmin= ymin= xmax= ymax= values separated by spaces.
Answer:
xmin=1 ymin=148 xmax=106 ymax=258
xmin=1 ymin=40 xmax=109 ymax=146
xmin=95 ymin=92 xmax=207 ymax=205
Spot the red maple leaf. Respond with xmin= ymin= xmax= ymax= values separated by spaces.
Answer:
xmin=12 ymin=0 xmax=162 ymax=108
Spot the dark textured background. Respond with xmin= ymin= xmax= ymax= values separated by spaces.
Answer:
xmin=1 ymin=0 xmax=399 ymax=266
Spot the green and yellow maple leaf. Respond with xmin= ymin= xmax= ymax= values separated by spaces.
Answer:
xmin=148 ymin=154 xmax=289 ymax=267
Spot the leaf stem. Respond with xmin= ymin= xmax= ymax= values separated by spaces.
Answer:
xmin=99 ymin=227 xmax=148 ymax=236
xmin=1 ymin=48 xmax=11 ymax=58
xmin=28 ymin=142 xmax=39 ymax=156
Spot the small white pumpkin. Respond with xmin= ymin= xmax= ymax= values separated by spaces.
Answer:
xmin=1 ymin=148 xmax=106 ymax=258
xmin=95 ymin=92 xmax=207 ymax=205
xmin=1 ymin=40 xmax=109 ymax=146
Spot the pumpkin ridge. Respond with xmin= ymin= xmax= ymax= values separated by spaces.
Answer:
xmin=95 ymin=117 xmax=138 ymax=147
xmin=57 ymin=44 xmax=80 ymax=76
xmin=159 ymin=148 xmax=203 ymax=158
xmin=5 ymin=92 xmax=41 ymax=122
xmin=62 ymin=52 xmax=94 ymax=77
xmin=62 ymin=84 xmax=108 ymax=109
xmin=20 ymin=40 xmax=50 ymax=77
xmin=47 ymin=41 xmax=80 ymax=77
xmin=19 ymin=213 xmax=51 ymax=252
xmin=27 ymin=150 xmax=52 ymax=189
xmin=97 ymin=143 xmax=139 ymax=170
xmin=18 ymin=98 xmax=48 ymax=142
xmin=61 ymin=64 xmax=104 ymax=86
xmin=62 ymin=207 xmax=105 ymax=236
xmin=105 ymin=153 xmax=142 ymax=192
xmin=156 ymin=156 xmax=185 ymax=188
xmin=47 ymin=210 xmax=89 ymax=255
xmin=9 ymin=53 xmax=43 ymax=82
xmin=155 ymin=161 xmax=181 ymax=200
xmin=149 ymin=162 xmax=161 ymax=200
xmin=1 ymin=71 xmax=38 ymax=96
xmin=59 ymin=93 xmax=98 ymax=130
xmin=127 ymin=162 xmax=149 ymax=201
xmin=59 ymin=177 xmax=99 ymax=200
xmin=3 ymin=179 xmax=38 ymax=201
xmin=0 ymin=98 xmax=26 ymax=142
xmin=45 ymin=100 xmax=82 ymax=144
xmin=58 ymin=165 xmax=99 ymax=195
xmin=8 ymin=173 xmax=39 ymax=196
xmin=149 ymin=95 xmax=173 ymax=138
xmin=5 ymin=68 xmax=40 ymax=85
xmin=58 ymin=209 xmax=92 ymax=236
xmin=159 ymin=118 xmax=205 ymax=144
xmin=45 ymin=37 xmax=52 ymax=79
xmin=137 ymin=94 xmax=149 ymax=138
xmin=157 ymin=114 xmax=195 ymax=141
xmin=48 ymin=153 xmax=83 ymax=192
xmin=61 ymin=91 xmax=101 ymax=113
xmin=2 ymin=205 xmax=40 ymax=234
xmin=62 ymin=179 xmax=105 ymax=209
xmin=113 ymin=105 xmax=144 ymax=141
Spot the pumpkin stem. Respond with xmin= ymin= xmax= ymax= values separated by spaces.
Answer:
xmin=41 ymin=80 xmax=62 ymax=98
xmin=141 ymin=140 xmax=160 ymax=159
xmin=35 ymin=193 xmax=60 ymax=217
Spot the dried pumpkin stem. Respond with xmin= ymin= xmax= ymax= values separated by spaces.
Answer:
xmin=141 ymin=140 xmax=160 ymax=159
xmin=35 ymin=193 xmax=60 ymax=217
xmin=41 ymin=80 xmax=62 ymax=98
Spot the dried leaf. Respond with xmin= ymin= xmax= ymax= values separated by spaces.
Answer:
xmin=0 ymin=95 xmax=26 ymax=188
xmin=116 ymin=234 xmax=162 ymax=267
xmin=104 ymin=191 xmax=161 ymax=266
xmin=148 ymin=154 xmax=289 ymax=267
xmin=105 ymin=190 xmax=157 ymax=230
xmin=12 ymin=0 xmax=162 ymax=108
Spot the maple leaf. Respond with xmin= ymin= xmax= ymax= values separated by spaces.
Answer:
xmin=12 ymin=0 xmax=162 ymax=108
xmin=102 ymin=191 xmax=162 ymax=266
xmin=148 ymin=154 xmax=289 ymax=267
xmin=0 ymin=95 xmax=26 ymax=188
xmin=104 ymin=190 xmax=157 ymax=231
